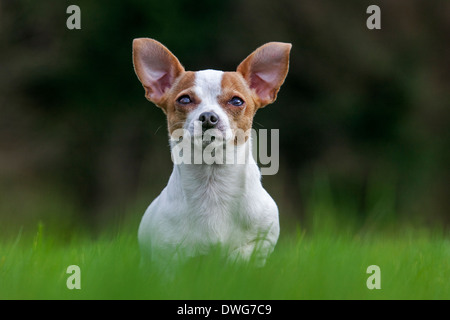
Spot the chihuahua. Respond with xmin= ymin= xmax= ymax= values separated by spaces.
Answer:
xmin=133 ymin=38 xmax=291 ymax=268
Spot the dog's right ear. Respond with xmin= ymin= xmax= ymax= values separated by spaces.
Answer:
xmin=133 ymin=38 xmax=185 ymax=106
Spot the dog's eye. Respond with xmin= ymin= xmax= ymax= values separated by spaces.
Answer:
xmin=229 ymin=96 xmax=244 ymax=107
xmin=177 ymin=95 xmax=192 ymax=105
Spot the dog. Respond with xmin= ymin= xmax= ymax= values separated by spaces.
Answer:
xmin=133 ymin=38 xmax=291 ymax=268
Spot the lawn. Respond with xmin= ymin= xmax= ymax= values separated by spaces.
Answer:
xmin=0 ymin=219 xmax=449 ymax=300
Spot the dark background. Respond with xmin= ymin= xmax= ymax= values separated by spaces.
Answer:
xmin=0 ymin=0 xmax=449 ymax=236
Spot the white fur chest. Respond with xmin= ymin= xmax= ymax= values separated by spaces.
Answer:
xmin=138 ymin=157 xmax=279 ymax=264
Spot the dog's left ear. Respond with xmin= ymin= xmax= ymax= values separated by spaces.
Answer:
xmin=237 ymin=42 xmax=291 ymax=107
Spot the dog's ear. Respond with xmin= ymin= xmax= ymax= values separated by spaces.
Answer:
xmin=237 ymin=42 xmax=291 ymax=107
xmin=133 ymin=38 xmax=185 ymax=106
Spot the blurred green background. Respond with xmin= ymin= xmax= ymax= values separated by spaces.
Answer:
xmin=0 ymin=0 xmax=449 ymax=237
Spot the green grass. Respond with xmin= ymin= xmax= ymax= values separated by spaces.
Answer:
xmin=0 ymin=220 xmax=449 ymax=300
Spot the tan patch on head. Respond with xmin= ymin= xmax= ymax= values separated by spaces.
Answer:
xmin=158 ymin=71 xmax=197 ymax=134
xmin=219 ymin=72 xmax=259 ymax=136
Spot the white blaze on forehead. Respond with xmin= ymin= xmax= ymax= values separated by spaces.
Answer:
xmin=194 ymin=69 xmax=224 ymax=104
xmin=188 ymin=69 xmax=231 ymax=133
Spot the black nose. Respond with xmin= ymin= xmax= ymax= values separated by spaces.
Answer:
xmin=199 ymin=112 xmax=219 ymax=129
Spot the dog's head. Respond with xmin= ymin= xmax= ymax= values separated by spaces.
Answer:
xmin=132 ymin=38 xmax=291 ymax=145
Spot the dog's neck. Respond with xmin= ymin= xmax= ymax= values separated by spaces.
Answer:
xmin=167 ymin=139 xmax=261 ymax=211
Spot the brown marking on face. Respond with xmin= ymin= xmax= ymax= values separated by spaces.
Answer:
xmin=158 ymin=71 xmax=198 ymax=135
xmin=219 ymin=72 xmax=259 ymax=135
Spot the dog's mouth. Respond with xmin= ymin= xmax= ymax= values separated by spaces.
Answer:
xmin=202 ymin=134 xmax=215 ymax=144
xmin=199 ymin=129 xmax=222 ymax=144
xmin=190 ymin=124 xmax=230 ymax=145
